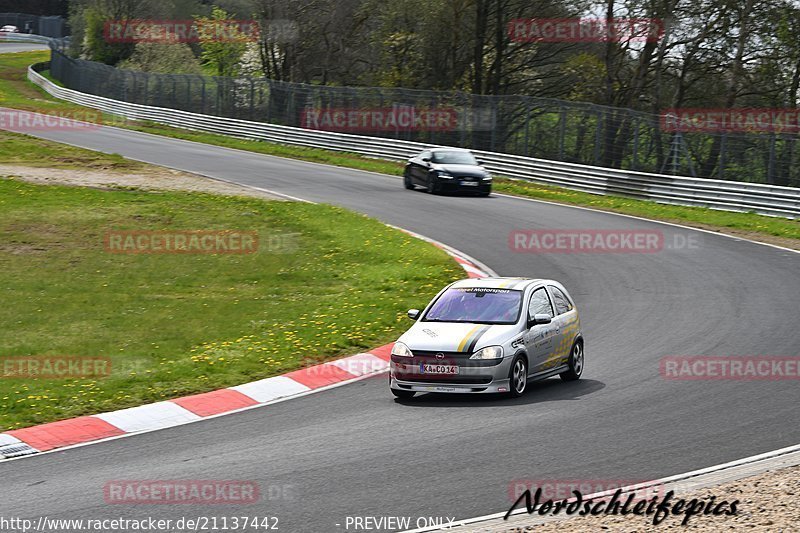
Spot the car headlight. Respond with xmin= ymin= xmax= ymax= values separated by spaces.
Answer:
xmin=470 ymin=345 xmax=503 ymax=359
xmin=436 ymin=170 xmax=454 ymax=179
xmin=391 ymin=342 xmax=413 ymax=357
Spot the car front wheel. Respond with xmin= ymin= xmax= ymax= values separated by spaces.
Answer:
xmin=403 ymin=170 xmax=415 ymax=190
xmin=508 ymin=355 xmax=528 ymax=397
xmin=426 ymin=175 xmax=439 ymax=194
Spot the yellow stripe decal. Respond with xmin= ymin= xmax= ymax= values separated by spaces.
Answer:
xmin=457 ymin=325 xmax=482 ymax=352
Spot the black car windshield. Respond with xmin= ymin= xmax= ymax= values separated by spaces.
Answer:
xmin=431 ymin=151 xmax=478 ymax=165
xmin=423 ymin=287 xmax=522 ymax=324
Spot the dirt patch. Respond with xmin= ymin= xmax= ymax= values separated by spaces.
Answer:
xmin=0 ymin=164 xmax=286 ymax=200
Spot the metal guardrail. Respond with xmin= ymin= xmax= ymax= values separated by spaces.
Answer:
xmin=0 ymin=33 xmax=54 ymax=45
xmin=23 ymin=60 xmax=800 ymax=219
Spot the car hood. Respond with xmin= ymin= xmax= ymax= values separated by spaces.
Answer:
xmin=398 ymin=321 xmax=519 ymax=353
xmin=431 ymin=164 xmax=488 ymax=177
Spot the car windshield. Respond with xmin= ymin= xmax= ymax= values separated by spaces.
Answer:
xmin=423 ymin=287 xmax=522 ymax=324
xmin=431 ymin=151 xmax=477 ymax=165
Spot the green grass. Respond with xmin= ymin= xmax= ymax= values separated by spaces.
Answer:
xmin=494 ymin=178 xmax=800 ymax=241
xmin=0 ymin=130 xmax=462 ymax=431
xmin=3 ymin=50 xmax=799 ymax=243
xmin=0 ymin=129 xmax=144 ymax=171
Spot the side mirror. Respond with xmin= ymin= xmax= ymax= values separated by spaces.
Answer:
xmin=421 ymin=157 xmax=431 ymax=163
xmin=407 ymin=309 xmax=420 ymax=320
xmin=527 ymin=314 xmax=552 ymax=328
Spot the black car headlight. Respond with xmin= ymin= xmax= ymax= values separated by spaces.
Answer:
xmin=436 ymin=170 xmax=454 ymax=179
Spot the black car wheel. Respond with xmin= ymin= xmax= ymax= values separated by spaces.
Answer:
xmin=403 ymin=170 xmax=415 ymax=190
xmin=426 ymin=175 xmax=439 ymax=194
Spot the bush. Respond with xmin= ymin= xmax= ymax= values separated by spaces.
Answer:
xmin=118 ymin=42 xmax=203 ymax=74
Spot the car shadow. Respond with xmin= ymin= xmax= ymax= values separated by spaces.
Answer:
xmin=413 ymin=188 xmax=495 ymax=198
xmin=392 ymin=378 xmax=605 ymax=408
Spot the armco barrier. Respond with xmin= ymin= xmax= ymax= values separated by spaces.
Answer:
xmin=19 ymin=52 xmax=800 ymax=218
xmin=0 ymin=33 xmax=55 ymax=46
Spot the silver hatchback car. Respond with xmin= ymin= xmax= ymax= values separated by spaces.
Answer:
xmin=389 ymin=277 xmax=584 ymax=398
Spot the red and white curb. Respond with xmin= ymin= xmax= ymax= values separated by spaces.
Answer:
xmin=0 ymin=231 xmax=494 ymax=461
xmin=388 ymin=224 xmax=496 ymax=279
xmin=0 ymin=345 xmax=395 ymax=459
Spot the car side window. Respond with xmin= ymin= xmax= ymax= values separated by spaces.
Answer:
xmin=420 ymin=150 xmax=432 ymax=161
xmin=548 ymin=286 xmax=573 ymax=315
xmin=527 ymin=287 xmax=554 ymax=320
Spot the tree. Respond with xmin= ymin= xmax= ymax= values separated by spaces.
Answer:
xmin=118 ymin=42 xmax=203 ymax=74
xmin=195 ymin=5 xmax=249 ymax=76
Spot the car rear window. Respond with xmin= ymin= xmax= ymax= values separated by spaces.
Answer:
xmin=548 ymin=286 xmax=573 ymax=314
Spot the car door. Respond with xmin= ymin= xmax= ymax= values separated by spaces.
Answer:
xmin=547 ymin=285 xmax=577 ymax=367
xmin=411 ymin=150 xmax=432 ymax=184
xmin=522 ymin=286 xmax=558 ymax=374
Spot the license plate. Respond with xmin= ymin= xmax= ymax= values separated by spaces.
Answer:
xmin=421 ymin=364 xmax=459 ymax=375
xmin=461 ymin=181 xmax=478 ymax=186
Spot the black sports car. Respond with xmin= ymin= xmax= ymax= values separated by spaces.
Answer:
xmin=403 ymin=148 xmax=492 ymax=196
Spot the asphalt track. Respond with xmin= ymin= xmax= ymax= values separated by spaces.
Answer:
xmin=1 ymin=109 xmax=799 ymax=532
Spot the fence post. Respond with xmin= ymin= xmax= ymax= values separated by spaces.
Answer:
xmin=490 ymin=98 xmax=497 ymax=152
xmin=594 ymin=108 xmax=602 ymax=166
xmin=524 ymin=100 xmax=530 ymax=156
xmin=200 ymin=77 xmax=206 ymax=114
xmin=632 ymin=115 xmax=639 ymax=170
xmin=718 ymin=133 xmax=726 ymax=180
xmin=558 ymin=107 xmax=566 ymax=160
xmin=767 ymin=133 xmax=776 ymax=185
xmin=249 ymin=77 xmax=255 ymax=120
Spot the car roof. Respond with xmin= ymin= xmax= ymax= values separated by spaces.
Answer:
xmin=449 ymin=277 xmax=545 ymax=290
xmin=428 ymin=147 xmax=471 ymax=153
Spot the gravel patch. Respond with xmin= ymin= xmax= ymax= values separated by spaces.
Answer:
xmin=0 ymin=164 xmax=286 ymax=200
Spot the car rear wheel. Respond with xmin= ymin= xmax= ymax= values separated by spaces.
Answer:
xmin=391 ymin=388 xmax=416 ymax=399
xmin=508 ymin=355 xmax=528 ymax=397
xmin=560 ymin=341 xmax=584 ymax=381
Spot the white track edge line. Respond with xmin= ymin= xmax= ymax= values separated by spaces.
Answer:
xmin=0 ymin=368 xmax=390 ymax=463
